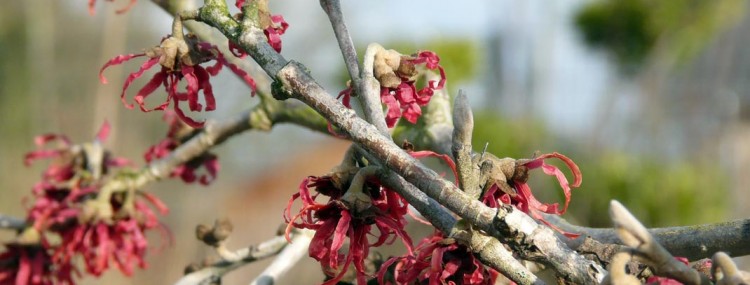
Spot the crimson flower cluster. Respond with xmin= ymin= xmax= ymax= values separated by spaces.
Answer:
xmin=338 ymin=51 xmax=447 ymax=128
xmin=378 ymin=231 xmax=499 ymax=285
xmin=284 ymin=174 xmax=413 ymax=284
xmin=143 ymin=111 xmax=220 ymax=185
xmin=0 ymin=123 xmax=169 ymax=285
xmin=482 ymin=152 xmax=582 ymax=238
xmin=100 ymin=35 xmax=257 ymax=128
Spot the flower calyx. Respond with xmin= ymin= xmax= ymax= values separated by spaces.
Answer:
xmin=145 ymin=35 xmax=214 ymax=72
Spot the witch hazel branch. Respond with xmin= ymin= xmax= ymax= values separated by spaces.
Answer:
xmin=2 ymin=1 xmax=750 ymax=285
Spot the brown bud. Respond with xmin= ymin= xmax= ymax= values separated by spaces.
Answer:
xmin=212 ymin=218 xmax=234 ymax=242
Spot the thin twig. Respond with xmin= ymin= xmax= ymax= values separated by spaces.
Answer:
xmin=175 ymin=234 xmax=296 ymax=285
xmin=0 ymin=214 xmax=26 ymax=230
xmin=320 ymin=0 xmax=388 ymax=134
xmin=249 ymin=230 xmax=314 ymax=285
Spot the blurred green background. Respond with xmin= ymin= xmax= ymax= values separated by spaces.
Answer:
xmin=1 ymin=0 xmax=749 ymax=284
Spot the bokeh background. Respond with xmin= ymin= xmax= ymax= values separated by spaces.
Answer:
xmin=1 ymin=0 xmax=748 ymax=283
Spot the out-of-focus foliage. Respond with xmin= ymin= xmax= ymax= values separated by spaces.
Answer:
xmin=472 ymin=112 xmax=728 ymax=227
xmin=574 ymin=0 xmax=654 ymax=71
xmin=571 ymin=153 xmax=727 ymax=227
xmin=574 ymin=0 xmax=745 ymax=72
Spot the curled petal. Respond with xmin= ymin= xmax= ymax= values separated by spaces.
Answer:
xmin=133 ymin=70 xmax=168 ymax=112
xmin=172 ymin=98 xmax=204 ymax=128
xmin=95 ymin=120 xmax=111 ymax=142
xmin=181 ymin=65 xmax=202 ymax=112
xmin=409 ymin=150 xmax=459 ymax=186
xmin=34 ymin=134 xmax=70 ymax=147
xmin=114 ymin=0 xmax=137 ymax=14
xmin=198 ymin=156 xmax=220 ymax=185
xmin=88 ymin=0 xmax=96 ymax=15
xmin=139 ymin=192 xmax=169 ymax=215
xmin=194 ymin=65 xmax=216 ymax=111
xmin=217 ymin=54 xmax=257 ymax=95
xmin=329 ymin=211 xmax=351 ymax=269
xmin=24 ymin=150 xmax=64 ymax=166
xmin=521 ymin=152 xmax=582 ymax=214
xmin=99 ymin=53 xmax=147 ymax=84
xmin=117 ymin=57 xmax=160 ymax=109
xmin=235 ymin=0 xmax=245 ymax=9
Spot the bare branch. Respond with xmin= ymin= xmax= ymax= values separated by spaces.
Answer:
xmin=175 ymin=233 xmax=299 ymax=285
xmin=249 ymin=230 xmax=314 ymax=285
xmin=320 ymin=0 xmax=389 ymax=134
xmin=545 ymin=213 xmax=750 ymax=260
xmin=0 ymin=214 xmax=26 ymax=231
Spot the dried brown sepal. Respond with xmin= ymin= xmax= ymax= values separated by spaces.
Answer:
xmin=373 ymin=48 xmax=402 ymax=88
xmin=477 ymin=153 xmax=517 ymax=196
xmin=195 ymin=219 xmax=234 ymax=247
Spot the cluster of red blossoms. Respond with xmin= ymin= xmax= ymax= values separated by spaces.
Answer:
xmin=377 ymin=231 xmax=499 ymax=285
xmin=98 ymin=0 xmax=288 ymax=129
xmin=100 ymin=35 xmax=257 ymax=128
xmin=0 ymin=123 xmax=170 ymax=285
xmin=338 ymin=50 xmax=447 ymax=128
xmin=284 ymin=173 xmax=413 ymax=284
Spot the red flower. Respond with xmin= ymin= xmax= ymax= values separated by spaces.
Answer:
xmin=263 ymin=15 xmax=289 ymax=53
xmin=17 ymin=123 xmax=171 ymax=281
xmin=143 ymin=111 xmax=220 ymax=185
xmin=338 ymin=51 xmax=446 ymax=128
xmin=482 ymin=152 xmax=582 ymax=238
xmin=88 ymin=0 xmax=137 ymax=15
xmin=0 ymin=243 xmax=77 ymax=285
xmin=284 ymin=175 xmax=413 ymax=284
xmin=52 ymin=193 xmax=169 ymax=277
xmin=24 ymin=121 xmax=130 ymax=184
xmin=99 ymin=36 xmax=257 ymax=128
xmin=378 ymin=231 xmax=498 ymax=285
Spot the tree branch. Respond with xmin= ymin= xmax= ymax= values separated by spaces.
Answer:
xmin=546 ymin=214 xmax=750 ymax=261
xmin=249 ymin=230 xmax=314 ymax=285
xmin=190 ymin=6 xmax=606 ymax=283
xmin=320 ymin=0 xmax=389 ymax=134
xmin=0 ymin=214 xmax=26 ymax=230
xmin=175 ymin=232 xmax=308 ymax=285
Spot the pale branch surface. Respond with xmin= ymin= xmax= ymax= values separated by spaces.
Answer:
xmin=175 ymin=233 xmax=302 ymax=285
xmin=546 ymin=214 xmax=750 ymax=260
xmin=249 ymin=230 xmax=314 ymax=285
xmin=0 ymin=214 xmax=25 ymax=230
xmin=189 ymin=3 xmax=606 ymax=282
xmin=320 ymin=0 xmax=389 ymax=134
